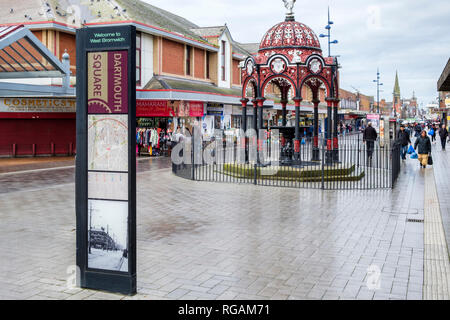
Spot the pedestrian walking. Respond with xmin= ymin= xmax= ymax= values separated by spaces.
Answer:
xmin=439 ymin=124 xmax=448 ymax=151
xmin=414 ymin=123 xmax=422 ymax=137
xmin=429 ymin=124 xmax=437 ymax=143
xmin=414 ymin=130 xmax=432 ymax=168
xmin=397 ymin=124 xmax=411 ymax=160
xmin=363 ymin=122 xmax=378 ymax=162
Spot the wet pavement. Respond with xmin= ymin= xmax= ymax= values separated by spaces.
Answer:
xmin=0 ymin=157 xmax=75 ymax=174
xmin=0 ymin=147 xmax=448 ymax=300
xmin=0 ymin=156 xmax=171 ymax=194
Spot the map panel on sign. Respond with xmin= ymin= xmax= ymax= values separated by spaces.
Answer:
xmin=88 ymin=171 xmax=128 ymax=201
xmin=88 ymin=114 xmax=128 ymax=172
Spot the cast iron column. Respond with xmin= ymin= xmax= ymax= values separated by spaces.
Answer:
xmin=325 ymin=98 xmax=333 ymax=164
xmin=240 ymin=98 xmax=248 ymax=133
xmin=281 ymin=99 xmax=287 ymax=127
xmin=252 ymin=99 xmax=258 ymax=131
xmin=293 ymin=97 xmax=302 ymax=164
xmin=240 ymin=98 xmax=249 ymax=162
xmin=333 ymin=99 xmax=340 ymax=162
xmin=312 ymin=99 xmax=320 ymax=161
xmin=256 ymin=98 xmax=266 ymax=164
xmin=251 ymin=99 xmax=258 ymax=164
xmin=257 ymin=98 xmax=265 ymax=131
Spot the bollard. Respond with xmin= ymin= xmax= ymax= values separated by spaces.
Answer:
xmin=12 ymin=143 xmax=16 ymax=157
xmin=32 ymin=144 xmax=36 ymax=157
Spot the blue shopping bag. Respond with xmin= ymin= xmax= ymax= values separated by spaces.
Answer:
xmin=301 ymin=138 xmax=306 ymax=145
xmin=407 ymin=145 xmax=414 ymax=154
xmin=428 ymin=129 xmax=434 ymax=136
xmin=410 ymin=152 xmax=418 ymax=159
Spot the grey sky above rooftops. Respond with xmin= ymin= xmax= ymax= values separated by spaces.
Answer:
xmin=145 ymin=0 xmax=450 ymax=107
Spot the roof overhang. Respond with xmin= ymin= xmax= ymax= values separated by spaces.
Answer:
xmin=437 ymin=58 xmax=450 ymax=91
xmin=232 ymin=53 xmax=246 ymax=60
xmin=0 ymin=81 xmax=74 ymax=97
xmin=0 ymin=21 xmax=77 ymax=34
xmin=137 ymin=89 xmax=241 ymax=105
xmin=85 ymin=20 xmax=219 ymax=52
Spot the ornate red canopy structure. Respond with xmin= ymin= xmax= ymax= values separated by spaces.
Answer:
xmin=240 ymin=2 xmax=340 ymax=163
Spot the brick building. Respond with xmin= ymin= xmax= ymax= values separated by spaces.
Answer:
xmin=0 ymin=0 xmax=374 ymax=156
xmin=0 ymin=0 xmax=252 ymax=156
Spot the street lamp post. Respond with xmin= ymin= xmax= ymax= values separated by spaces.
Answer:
xmin=373 ymin=68 xmax=383 ymax=114
xmin=319 ymin=7 xmax=338 ymax=57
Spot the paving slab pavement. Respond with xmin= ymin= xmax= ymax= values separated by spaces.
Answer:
xmin=0 ymin=149 xmax=448 ymax=300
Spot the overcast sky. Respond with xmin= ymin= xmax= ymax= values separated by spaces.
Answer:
xmin=145 ymin=0 xmax=450 ymax=106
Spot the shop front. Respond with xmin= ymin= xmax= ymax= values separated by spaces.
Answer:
xmin=0 ymin=97 xmax=76 ymax=157
xmin=136 ymin=99 xmax=204 ymax=156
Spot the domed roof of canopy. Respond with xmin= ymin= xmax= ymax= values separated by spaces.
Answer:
xmin=259 ymin=19 xmax=321 ymax=52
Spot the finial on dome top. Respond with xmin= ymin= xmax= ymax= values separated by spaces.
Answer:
xmin=283 ymin=0 xmax=296 ymax=21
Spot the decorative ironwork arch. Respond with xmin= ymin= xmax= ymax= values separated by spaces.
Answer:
xmin=261 ymin=73 xmax=297 ymax=99
xmin=242 ymin=77 xmax=258 ymax=99
xmin=300 ymin=74 xmax=332 ymax=99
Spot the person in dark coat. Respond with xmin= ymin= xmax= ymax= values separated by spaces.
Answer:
xmin=363 ymin=122 xmax=378 ymax=160
xmin=397 ymin=124 xmax=411 ymax=160
xmin=439 ymin=124 xmax=448 ymax=151
xmin=414 ymin=123 xmax=422 ymax=137
xmin=414 ymin=130 xmax=432 ymax=168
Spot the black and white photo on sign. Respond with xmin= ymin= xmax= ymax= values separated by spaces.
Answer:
xmin=87 ymin=199 xmax=129 ymax=272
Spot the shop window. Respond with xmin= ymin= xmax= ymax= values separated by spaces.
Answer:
xmin=136 ymin=32 xmax=141 ymax=86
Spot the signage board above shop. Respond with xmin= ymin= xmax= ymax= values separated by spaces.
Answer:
xmin=206 ymin=102 xmax=224 ymax=116
xmin=136 ymin=100 xmax=204 ymax=117
xmin=0 ymin=98 xmax=76 ymax=113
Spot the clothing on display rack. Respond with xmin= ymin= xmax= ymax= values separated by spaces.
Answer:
xmin=136 ymin=127 xmax=172 ymax=157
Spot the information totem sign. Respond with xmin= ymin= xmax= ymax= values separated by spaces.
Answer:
xmin=76 ymin=25 xmax=136 ymax=295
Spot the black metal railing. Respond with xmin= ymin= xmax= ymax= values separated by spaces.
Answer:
xmin=172 ymin=131 xmax=402 ymax=190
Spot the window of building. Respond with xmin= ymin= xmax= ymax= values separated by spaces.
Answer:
xmin=221 ymin=40 xmax=226 ymax=81
xmin=186 ymin=45 xmax=192 ymax=76
xmin=136 ymin=32 xmax=141 ymax=86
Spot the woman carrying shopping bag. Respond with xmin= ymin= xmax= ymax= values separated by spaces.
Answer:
xmin=414 ymin=130 xmax=432 ymax=168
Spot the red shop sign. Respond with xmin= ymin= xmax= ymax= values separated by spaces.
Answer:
xmin=189 ymin=101 xmax=204 ymax=117
xmin=136 ymin=100 xmax=174 ymax=117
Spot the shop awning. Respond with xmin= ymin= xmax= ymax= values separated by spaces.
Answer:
xmin=138 ymin=76 xmax=244 ymax=105
xmin=0 ymin=25 xmax=70 ymax=79
xmin=438 ymin=58 xmax=450 ymax=91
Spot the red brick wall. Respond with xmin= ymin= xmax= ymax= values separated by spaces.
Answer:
xmin=319 ymin=87 xmax=326 ymax=101
xmin=162 ymin=39 xmax=185 ymax=76
xmin=32 ymin=30 xmax=42 ymax=42
xmin=58 ymin=32 xmax=76 ymax=72
xmin=232 ymin=59 xmax=240 ymax=85
xmin=194 ymin=48 xmax=205 ymax=79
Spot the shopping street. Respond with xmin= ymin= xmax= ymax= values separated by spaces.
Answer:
xmin=0 ymin=143 xmax=448 ymax=300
